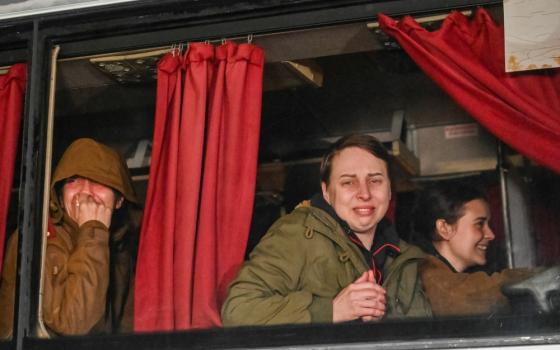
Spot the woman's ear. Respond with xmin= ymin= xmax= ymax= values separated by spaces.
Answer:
xmin=321 ymin=182 xmax=330 ymax=204
xmin=435 ymin=218 xmax=455 ymax=241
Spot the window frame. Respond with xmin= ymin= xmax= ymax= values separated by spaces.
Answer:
xmin=8 ymin=0 xmax=559 ymax=349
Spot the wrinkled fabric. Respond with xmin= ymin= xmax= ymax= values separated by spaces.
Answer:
xmin=310 ymin=193 xmax=401 ymax=282
xmin=379 ymin=9 xmax=560 ymax=173
xmin=0 ymin=63 xmax=26 ymax=275
xmin=0 ymin=64 xmax=26 ymax=339
xmin=420 ymin=255 xmax=533 ymax=317
xmin=0 ymin=138 xmax=137 ymax=337
xmin=221 ymin=205 xmax=431 ymax=326
xmin=135 ymin=42 xmax=264 ymax=331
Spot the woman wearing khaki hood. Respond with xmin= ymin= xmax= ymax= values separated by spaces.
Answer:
xmin=0 ymin=138 xmax=138 ymax=337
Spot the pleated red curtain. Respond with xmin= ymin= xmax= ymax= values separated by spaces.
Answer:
xmin=134 ymin=42 xmax=264 ymax=331
xmin=0 ymin=63 xmax=26 ymax=272
xmin=379 ymin=9 xmax=560 ymax=173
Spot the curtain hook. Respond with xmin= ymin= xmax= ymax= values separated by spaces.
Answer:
xmin=171 ymin=43 xmax=176 ymax=56
xmin=221 ymin=38 xmax=226 ymax=45
xmin=247 ymin=34 xmax=253 ymax=44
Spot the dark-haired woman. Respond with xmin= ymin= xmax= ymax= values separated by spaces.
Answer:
xmin=412 ymin=182 xmax=533 ymax=317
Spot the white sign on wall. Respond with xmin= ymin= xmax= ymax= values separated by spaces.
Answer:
xmin=0 ymin=0 xmax=140 ymax=20
xmin=504 ymin=0 xmax=560 ymax=72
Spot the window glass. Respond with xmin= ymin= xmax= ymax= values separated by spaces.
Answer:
xmin=29 ymin=6 xmax=560 ymax=348
xmin=38 ymin=52 xmax=156 ymax=337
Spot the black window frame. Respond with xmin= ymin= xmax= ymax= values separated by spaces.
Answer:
xmin=4 ymin=0 xmax=560 ymax=349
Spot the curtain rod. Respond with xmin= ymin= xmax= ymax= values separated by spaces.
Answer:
xmin=59 ymin=34 xmax=256 ymax=63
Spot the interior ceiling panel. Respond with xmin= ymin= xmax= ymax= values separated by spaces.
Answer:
xmin=255 ymin=22 xmax=382 ymax=62
xmin=56 ymin=22 xmax=382 ymax=89
xmin=57 ymin=59 xmax=116 ymax=90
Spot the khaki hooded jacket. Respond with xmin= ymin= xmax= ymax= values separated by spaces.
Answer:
xmin=0 ymin=138 xmax=138 ymax=338
xmin=221 ymin=205 xmax=432 ymax=326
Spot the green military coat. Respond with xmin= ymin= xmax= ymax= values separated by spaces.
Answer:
xmin=221 ymin=205 xmax=431 ymax=326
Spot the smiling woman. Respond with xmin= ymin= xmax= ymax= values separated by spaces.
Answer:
xmin=432 ymin=197 xmax=495 ymax=273
xmin=412 ymin=181 xmax=535 ymax=317
xmin=320 ymin=143 xmax=391 ymax=247
xmin=221 ymin=134 xmax=431 ymax=327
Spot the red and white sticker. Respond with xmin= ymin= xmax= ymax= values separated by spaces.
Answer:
xmin=444 ymin=124 xmax=479 ymax=139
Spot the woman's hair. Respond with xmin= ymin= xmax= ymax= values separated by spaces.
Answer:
xmin=412 ymin=180 xmax=488 ymax=246
xmin=319 ymin=133 xmax=391 ymax=186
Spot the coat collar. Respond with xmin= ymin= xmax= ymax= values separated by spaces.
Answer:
xmin=426 ymin=242 xmax=458 ymax=273
xmin=308 ymin=193 xmax=401 ymax=274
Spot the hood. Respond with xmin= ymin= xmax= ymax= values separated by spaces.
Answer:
xmin=49 ymin=138 xmax=138 ymax=223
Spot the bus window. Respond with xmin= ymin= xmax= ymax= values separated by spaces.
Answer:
xmin=47 ymin=21 xmax=543 ymax=331
xmin=32 ymin=49 xmax=159 ymax=337
xmin=7 ymin=1 xmax=557 ymax=348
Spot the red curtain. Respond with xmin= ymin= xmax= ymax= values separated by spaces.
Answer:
xmin=379 ymin=9 xmax=560 ymax=173
xmin=0 ymin=64 xmax=26 ymax=273
xmin=134 ymin=42 xmax=264 ymax=331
